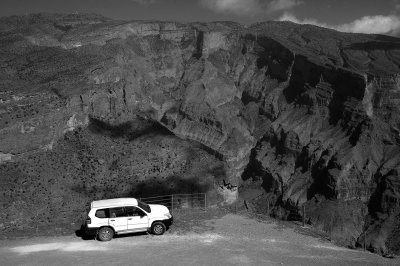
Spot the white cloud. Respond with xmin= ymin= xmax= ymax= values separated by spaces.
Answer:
xmin=279 ymin=12 xmax=400 ymax=36
xmin=279 ymin=12 xmax=321 ymax=26
xmin=200 ymin=0 xmax=302 ymax=16
xmin=201 ymin=0 xmax=260 ymax=16
xmin=337 ymin=15 xmax=400 ymax=35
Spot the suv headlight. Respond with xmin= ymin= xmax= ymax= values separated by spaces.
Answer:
xmin=165 ymin=213 xmax=172 ymax=219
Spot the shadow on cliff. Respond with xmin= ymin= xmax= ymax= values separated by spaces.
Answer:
xmin=68 ymin=173 xmax=214 ymax=212
xmin=241 ymin=147 xmax=280 ymax=194
xmin=347 ymin=41 xmax=400 ymax=51
xmin=132 ymin=175 xmax=211 ymax=198
xmin=283 ymin=55 xmax=366 ymax=125
xmin=88 ymin=116 xmax=173 ymax=140
xmin=367 ymin=170 xmax=399 ymax=218
xmin=251 ymin=35 xmax=294 ymax=82
xmin=131 ymin=158 xmax=226 ymax=198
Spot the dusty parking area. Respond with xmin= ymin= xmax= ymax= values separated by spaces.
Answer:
xmin=1 ymin=212 xmax=398 ymax=266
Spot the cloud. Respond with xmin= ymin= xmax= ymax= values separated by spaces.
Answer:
xmin=201 ymin=0 xmax=260 ymax=16
xmin=279 ymin=12 xmax=400 ymax=36
xmin=336 ymin=15 xmax=400 ymax=36
xmin=200 ymin=0 xmax=302 ymax=16
xmin=279 ymin=12 xmax=319 ymax=25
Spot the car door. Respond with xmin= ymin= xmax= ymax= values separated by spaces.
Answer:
xmin=125 ymin=206 xmax=149 ymax=230
xmin=108 ymin=207 xmax=128 ymax=232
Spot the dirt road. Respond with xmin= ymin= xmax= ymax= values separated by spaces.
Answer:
xmin=1 ymin=214 xmax=397 ymax=266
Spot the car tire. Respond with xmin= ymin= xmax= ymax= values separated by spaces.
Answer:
xmin=97 ymin=227 xmax=114 ymax=241
xmin=151 ymin=222 xmax=166 ymax=235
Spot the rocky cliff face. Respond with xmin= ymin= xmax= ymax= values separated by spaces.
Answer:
xmin=1 ymin=13 xmax=400 ymax=254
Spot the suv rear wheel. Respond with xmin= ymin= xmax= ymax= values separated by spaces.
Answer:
xmin=98 ymin=227 xmax=114 ymax=241
xmin=151 ymin=222 xmax=166 ymax=235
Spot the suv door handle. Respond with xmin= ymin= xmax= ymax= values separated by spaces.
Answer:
xmin=128 ymin=218 xmax=132 ymax=220
xmin=110 ymin=219 xmax=115 ymax=222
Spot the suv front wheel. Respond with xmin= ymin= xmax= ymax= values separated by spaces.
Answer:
xmin=151 ymin=222 xmax=166 ymax=235
xmin=98 ymin=227 xmax=114 ymax=241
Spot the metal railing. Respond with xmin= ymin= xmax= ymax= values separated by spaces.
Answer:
xmin=139 ymin=193 xmax=207 ymax=213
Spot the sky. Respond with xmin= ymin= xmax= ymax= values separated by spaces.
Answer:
xmin=0 ymin=0 xmax=400 ymax=36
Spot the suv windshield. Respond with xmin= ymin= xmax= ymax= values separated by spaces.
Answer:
xmin=138 ymin=200 xmax=151 ymax=213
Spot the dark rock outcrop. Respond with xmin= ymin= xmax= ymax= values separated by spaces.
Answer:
xmin=1 ymin=13 xmax=400 ymax=254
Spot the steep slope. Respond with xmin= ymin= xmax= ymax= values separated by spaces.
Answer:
xmin=0 ymin=13 xmax=400 ymax=254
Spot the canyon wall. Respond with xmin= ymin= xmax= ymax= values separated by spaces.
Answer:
xmin=1 ymin=14 xmax=400 ymax=254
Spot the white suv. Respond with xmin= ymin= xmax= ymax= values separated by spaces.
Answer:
xmin=84 ymin=198 xmax=173 ymax=241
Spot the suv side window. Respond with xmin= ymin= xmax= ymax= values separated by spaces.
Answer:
xmin=109 ymin=207 xmax=126 ymax=218
xmin=125 ymin=206 xmax=145 ymax=216
xmin=95 ymin=209 xmax=109 ymax=218
xmin=125 ymin=206 xmax=136 ymax=216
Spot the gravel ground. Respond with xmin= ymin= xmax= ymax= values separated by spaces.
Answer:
xmin=1 ymin=210 xmax=398 ymax=266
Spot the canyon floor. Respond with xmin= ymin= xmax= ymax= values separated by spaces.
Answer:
xmin=1 ymin=210 xmax=397 ymax=266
